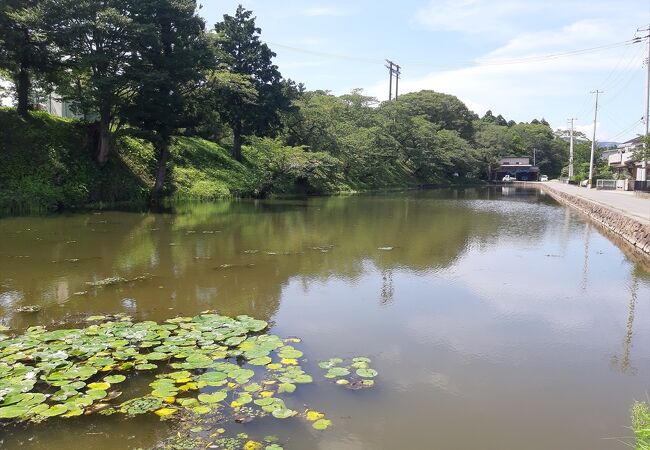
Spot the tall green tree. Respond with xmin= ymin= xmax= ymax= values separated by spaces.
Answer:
xmin=385 ymin=90 xmax=477 ymax=141
xmin=214 ymin=5 xmax=289 ymax=161
xmin=123 ymin=0 xmax=212 ymax=200
xmin=43 ymin=0 xmax=137 ymax=164
xmin=0 ymin=0 xmax=52 ymax=117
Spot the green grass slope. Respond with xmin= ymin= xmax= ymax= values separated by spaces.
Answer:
xmin=0 ymin=109 xmax=428 ymax=215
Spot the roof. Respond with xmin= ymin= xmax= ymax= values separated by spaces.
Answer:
xmin=619 ymin=136 xmax=643 ymax=146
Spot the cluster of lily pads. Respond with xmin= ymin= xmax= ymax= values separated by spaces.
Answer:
xmin=319 ymin=357 xmax=378 ymax=389
xmin=0 ymin=313 xmax=377 ymax=445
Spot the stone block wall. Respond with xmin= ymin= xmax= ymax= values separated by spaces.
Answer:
xmin=543 ymin=186 xmax=650 ymax=257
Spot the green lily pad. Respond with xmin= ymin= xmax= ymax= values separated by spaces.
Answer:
xmin=248 ymin=356 xmax=272 ymax=366
xmin=325 ymin=367 xmax=350 ymax=378
xmin=271 ymin=408 xmax=296 ymax=419
xmin=103 ymin=375 xmax=126 ymax=384
xmin=312 ymin=418 xmax=332 ymax=430
xmin=197 ymin=392 xmax=227 ymax=404
xmin=40 ymin=404 xmax=68 ymax=417
xmin=278 ymin=383 xmax=296 ymax=394
xmin=277 ymin=347 xmax=303 ymax=359
xmin=0 ymin=404 xmax=28 ymax=419
xmin=355 ymin=368 xmax=378 ymax=378
xmin=254 ymin=398 xmax=275 ymax=407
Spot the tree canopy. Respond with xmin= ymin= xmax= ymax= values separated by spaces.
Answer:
xmin=0 ymin=2 xmax=575 ymax=200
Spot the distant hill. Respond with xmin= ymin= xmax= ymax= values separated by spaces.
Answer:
xmin=597 ymin=141 xmax=619 ymax=148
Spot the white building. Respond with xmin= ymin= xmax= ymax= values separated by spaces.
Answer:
xmin=608 ymin=137 xmax=649 ymax=181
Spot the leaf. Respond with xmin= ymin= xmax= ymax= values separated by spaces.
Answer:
xmin=325 ymin=367 xmax=350 ymax=378
xmin=277 ymin=347 xmax=303 ymax=359
xmin=277 ymin=383 xmax=295 ymax=394
xmin=104 ymin=375 xmax=126 ymax=384
xmin=40 ymin=404 xmax=68 ymax=417
xmin=197 ymin=392 xmax=227 ymax=404
xmin=356 ymin=368 xmax=378 ymax=378
xmin=154 ymin=407 xmax=177 ymax=418
xmin=243 ymin=441 xmax=263 ymax=450
xmin=312 ymin=418 xmax=332 ymax=430
xmin=248 ymin=356 xmax=272 ymax=366
xmin=86 ymin=389 xmax=108 ymax=400
xmin=0 ymin=405 xmax=28 ymax=419
xmin=271 ymin=408 xmax=296 ymax=419
xmin=306 ymin=410 xmax=324 ymax=421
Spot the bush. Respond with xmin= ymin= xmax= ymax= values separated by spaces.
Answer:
xmin=632 ymin=401 xmax=650 ymax=450
xmin=245 ymin=138 xmax=344 ymax=196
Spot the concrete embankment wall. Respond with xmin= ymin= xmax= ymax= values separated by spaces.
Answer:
xmin=542 ymin=185 xmax=650 ymax=258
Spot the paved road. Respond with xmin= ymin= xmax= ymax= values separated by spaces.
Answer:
xmin=541 ymin=181 xmax=650 ymax=225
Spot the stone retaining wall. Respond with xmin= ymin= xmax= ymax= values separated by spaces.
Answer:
xmin=542 ymin=185 xmax=650 ymax=258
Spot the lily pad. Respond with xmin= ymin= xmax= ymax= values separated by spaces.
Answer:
xmin=356 ymin=368 xmax=378 ymax=378
xmin=40 ymin=404 xmax=68 ymax=417
xmin=312 ymin=418 xmax=332 ymax=430
xmin=325 ymin=367 xmax=350 ymax=378
xmin=103 ymin=375 xmax=126 ymax=384
xmin=198 ymin=392 xmax=227 ymax=404
xmin=271 ymin=408 xmax=296 ymax=419
xmin=0 ymin=405 xmax=28 ymax=419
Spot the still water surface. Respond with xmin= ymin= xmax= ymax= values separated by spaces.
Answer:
xmin=0 ymin=187 xmax=648 ymax=449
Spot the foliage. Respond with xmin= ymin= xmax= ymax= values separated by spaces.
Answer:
xmin=0 ymin=0 xmax=54 ymax=116
xmin=1 ymin=2 xmax=577 ymax=210
xmin=632 ymin=401 xmax=650 ymax=450
xmin=121 ymin=0 xmax=212 ymax=198
xmin=633 ymin=134 xmax=650 ymax=163
xmin=41 ymin=0 xmax=141 ymax=163
xmin=0 ymin=311 xmax=377 ymax=447
xmin=0 ymin=108 xmax=152 ymax=214
xmin=212 ymin=5 xmax=292 ymax=161
xmin=245 ymin=138 xmax=344 ymax=196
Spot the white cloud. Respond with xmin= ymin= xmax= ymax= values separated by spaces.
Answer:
xmin=414 ymin=0 xmax=645 ymax=37
xmin=365 ymin=18 xmax=646 ymax=140
xmin=414 ymin=0 xmax=547 ymax=36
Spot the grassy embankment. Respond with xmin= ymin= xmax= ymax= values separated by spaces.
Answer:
xmin=0 ymin=108 xmax=425 ymax=214
xmin=632 ymin=401 xmax=650 ymax=450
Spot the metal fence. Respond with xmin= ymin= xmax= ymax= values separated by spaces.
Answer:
xmin=634 ymin=180 xmax=650 ymax=192
xmin=596 ymin=179 xmax=617 ymax=190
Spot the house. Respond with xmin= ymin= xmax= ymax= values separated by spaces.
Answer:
xmin=607 ymin=137 xmax=649 ymax=181
xmin=40 ymin=94 xmax=84 ymax=119
xmin=494 ymin=156 xmax=540 ymax=181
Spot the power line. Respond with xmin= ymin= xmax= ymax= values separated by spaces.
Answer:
xmin=266 ymin=38 xmax=639 ymax=69
xmin=603 ymin=118 xmax=644 ymax=143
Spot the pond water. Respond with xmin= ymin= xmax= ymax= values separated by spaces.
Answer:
xmin=0 ymin=187 xmax=648 ymax=450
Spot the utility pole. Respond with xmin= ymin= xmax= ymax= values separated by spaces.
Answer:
xmin=385 ymin=60 xmax=401 ymax=101
xmin=637 ymin=26 xmax=650 ymax=182
xmin=588 ymin=90 xmax=603 ymax=188
xmin=385 ymin=60 xmax=394 ymax=101
xmin=394 ymin=64 xmax=401 ymax=99
xmin=568 ymin=118 xmax=578 ymax=178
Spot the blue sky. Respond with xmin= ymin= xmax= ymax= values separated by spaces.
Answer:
xmin=202 ymin=0 xmax=650 ymax=142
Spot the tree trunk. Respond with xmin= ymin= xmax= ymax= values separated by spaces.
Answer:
xmin=16 ymin=64 xmax=31 ymax=118
xmin=96 ymin=108 xmax=112 ymax=165
xmin=151 ymin=137 xmax=170 ymax=203
xmin=232 ymin=121 xmax=243 ymax=162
